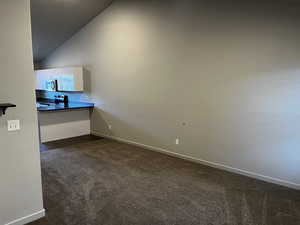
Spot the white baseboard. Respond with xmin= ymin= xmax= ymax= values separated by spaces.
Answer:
xmin=4 ymin=209 xmax=45 ymax=225
xmin=92 ymin=131 xmax=300 ymax=191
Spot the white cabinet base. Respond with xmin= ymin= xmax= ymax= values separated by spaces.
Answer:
xmin=38 ymin=109 xmax=90 ymax=143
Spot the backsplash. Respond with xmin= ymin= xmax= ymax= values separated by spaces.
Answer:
xmin=36 ymin=90 xmax=91 ymax=103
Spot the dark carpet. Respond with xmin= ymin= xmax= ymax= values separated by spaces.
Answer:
xmin=29 ymin=136 xmax=300 ymax=225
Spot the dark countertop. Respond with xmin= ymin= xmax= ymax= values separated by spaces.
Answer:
xmin=37 ymin=99 xmax=94 ymax=112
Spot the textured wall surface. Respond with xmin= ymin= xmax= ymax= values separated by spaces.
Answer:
xmin=0 ymin=0 xmax=44 ymax=224
xmin=43 ymin=0 xmax=300 ymax=188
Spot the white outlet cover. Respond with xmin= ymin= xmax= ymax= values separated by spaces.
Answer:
xmin=108 ymin=125 xmax=112 ymax=130
xmin=7 ymin=120 xmax=20 ymax=131
xmin=175 ymin=138 xmax=179 ymax=145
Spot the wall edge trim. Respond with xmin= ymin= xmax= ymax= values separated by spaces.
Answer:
xmin=4 ymin=209 xmax=45 ymax=225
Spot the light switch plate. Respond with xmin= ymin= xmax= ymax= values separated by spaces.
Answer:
xmin=8 ymin=120 xmax=20 ymax=131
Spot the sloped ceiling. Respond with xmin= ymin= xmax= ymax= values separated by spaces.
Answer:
xmin=31 ymin=0 xmax=113 ymax=63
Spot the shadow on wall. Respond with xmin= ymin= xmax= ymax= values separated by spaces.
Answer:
xmin=91 ymin=108 xmax=174 ymax=151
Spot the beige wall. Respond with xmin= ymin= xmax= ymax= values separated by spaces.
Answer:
xmin=0 ymin=1 xmax=44 ymax=224
xmin=43 ymin=0 xmax=300 ymax=189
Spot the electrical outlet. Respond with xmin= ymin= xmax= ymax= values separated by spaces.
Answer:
xmin=7 ymin=120 xmax=20 ymax=131
xmin=175 ymin=138 xmax=179 ymax=145
xmin=108 ymin=125 xmax=112 ymax=130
